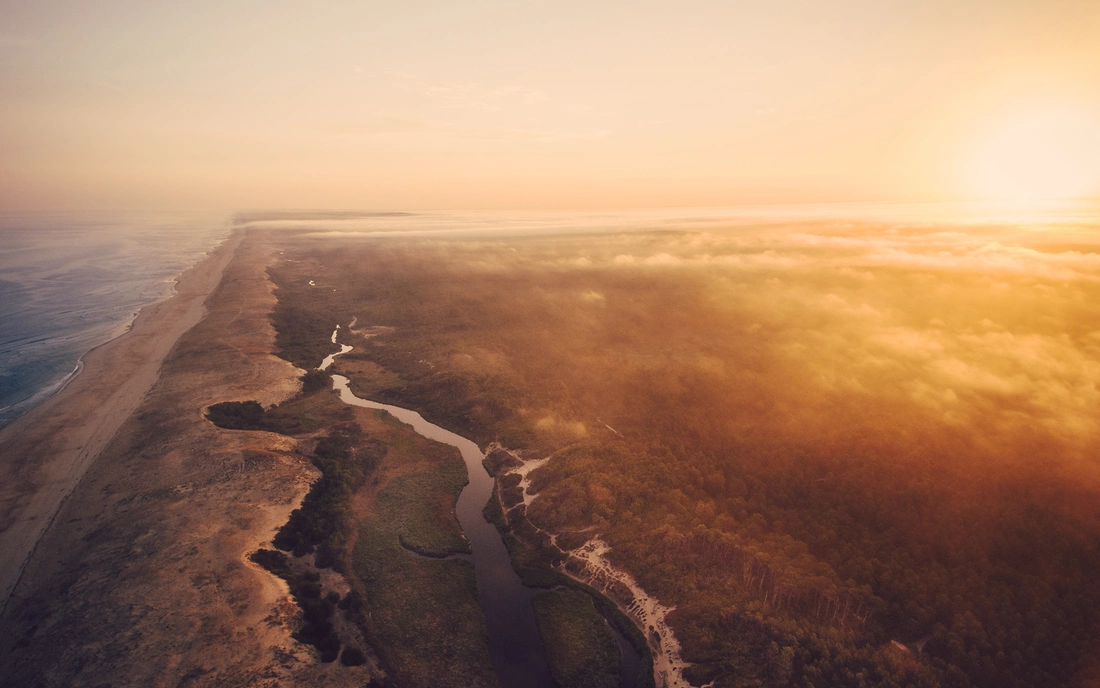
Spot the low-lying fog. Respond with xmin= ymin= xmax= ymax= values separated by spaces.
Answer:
xmin=257 ymin=205 xmax=1100 ymax=488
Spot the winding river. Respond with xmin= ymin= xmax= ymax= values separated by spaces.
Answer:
xmin=322 ymin=328 xmax=555 ymax=688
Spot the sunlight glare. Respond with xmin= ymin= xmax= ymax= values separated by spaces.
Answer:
xmin=962 ymin=105 xmax=1100 ymax=203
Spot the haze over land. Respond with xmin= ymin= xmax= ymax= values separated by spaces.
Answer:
xmin=4 ymin=1 xmax=1100 ymax=687
xmin=252 ymin=209 xmax=1100 ymax=686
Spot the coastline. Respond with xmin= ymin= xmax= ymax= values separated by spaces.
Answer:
xmin=0 ymin=239 xmax=226 ymax=432
xmin=0 ymin=215 xmax=233 ymax=431
xmin=0 ymin=226 xmax=372 ymax=687
xmin=0 ymin=229 xmax=244 ymax=617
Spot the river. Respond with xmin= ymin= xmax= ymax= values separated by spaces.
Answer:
xmin=331 ymin=373 xmax=554 ymax=686
xmin=324 ymin=325 xmax=653 ymax=687
xmin=323 ymin=330 xmax=551 ymax=687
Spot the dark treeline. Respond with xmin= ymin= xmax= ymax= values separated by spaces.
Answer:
xmin=272 ymin=423 xmax=386 ymax=569
xmin=206 ymin=379 xmax=386 ymax=671
xmin=266 ymin=232 xmax=1100 ymax=688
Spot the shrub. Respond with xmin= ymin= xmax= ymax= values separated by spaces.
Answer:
xmin=338 ymin=590 xmax=362 ymax=611
xmin=340 ymin=646 xmax=367 ymax=666
xmin=317 ymin=633 xmax=342 ymax=663
xmin=205 ymin=400 xmax=266 ymax=430
xmin=292 ymin=540 xmax=315 ymax=558
xmin=301 ymin=370 xmax=330 ymax=394
xmin=250 ymin=548 xmax=289 ymax=575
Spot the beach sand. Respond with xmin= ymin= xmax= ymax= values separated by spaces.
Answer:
xmin=0 ymin=228 xmax=368 ymax=686
xmin=0 ymin=229 xmax=243 ymax=617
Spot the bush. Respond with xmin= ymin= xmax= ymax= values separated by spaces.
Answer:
xmin=302 ymin=370 xmax=330 ymax=394
xmin=292 ymin=540 xmax=315 ymax=558
xmin=314 ymin=544 xmax=337 ymax=569
xmin=317 ymin=633 xmax=342 ymax=663
xmin=205 ymin=400 xmax=266 ymax=430
xmin=340 ymin=646 xmax=367 ymax=666
xmin=250 ymin=548 xmax=289 ymax=575
xmin=338 ymin=590 xmax=362 ymax=612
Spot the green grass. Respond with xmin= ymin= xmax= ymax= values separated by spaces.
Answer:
xmin=533 ymin=590 xmax=621 ymax=688
xmin=381 ymin=464 xmax=471 ymax=557
xmin=353 ymin=462 xmax=496 ymax=688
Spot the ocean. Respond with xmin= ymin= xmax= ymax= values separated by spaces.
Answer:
xmin=0 ymin=212 xmax=232 ymax=429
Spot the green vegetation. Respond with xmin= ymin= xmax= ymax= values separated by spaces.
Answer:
xmin=352 ymin=459 xmax=497 ymax=687
xmin=273 ymin=423 xmax=386 ymax=569
xmin=205 ymin=369 xmax=350 ymax=435
xmin=264 ymin=230 xmax=1100 ymax=688
xmin=340 ymin=646 xmax=368 ymax=666
xmin=250 ymin=548 xmax=356 ymax=663
xmin=533 ymin=590 xmax=621 ymax=688
xmin=301 ymin=369 xmax=331 ymax=393
xmin=482 ymin=448 xmax=521 ymax=478
xmin=207 ymin=366 xmax=489 ymax=682
xmin=205 ymin=400 xmax=267 ymax=429
xmin=270 ymin=270 xmax=343 ymax=368
xmin=384 ymin=466 xmax=471 ymax=557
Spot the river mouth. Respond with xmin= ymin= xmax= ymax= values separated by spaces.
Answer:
xmin=330 ymin=373 xmax=555 ymax=688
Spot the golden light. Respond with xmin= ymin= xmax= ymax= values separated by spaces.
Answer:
xmin=961 ymin=105 xmax=1100 ymax=203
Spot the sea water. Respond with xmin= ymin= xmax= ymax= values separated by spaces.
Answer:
xmin=0 ymin=212 xmax=231 ymax=429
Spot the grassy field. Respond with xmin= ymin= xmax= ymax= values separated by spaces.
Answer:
xmin=349 ymin=410 xmax=497 ymax=688
xmin=533 ymin=589 xmax=621 ymax=688
xmin=382 ymin=467 xmax=471 ymax=557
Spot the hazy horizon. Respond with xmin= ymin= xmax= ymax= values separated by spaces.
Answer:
xmin=3 ymin=1 xmax=1100 ymax=212
xmin=7 ymin=5 xmax=1100 ymax=686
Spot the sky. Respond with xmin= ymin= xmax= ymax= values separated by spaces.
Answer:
xmin=2 ymin=0 xmax=1100 ymax=212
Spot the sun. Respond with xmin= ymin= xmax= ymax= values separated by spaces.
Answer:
xmin=960 ymin=104 xmax=1100 ymax=203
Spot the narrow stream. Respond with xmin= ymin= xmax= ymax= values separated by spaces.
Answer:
xmin=607 ymin=618 xmax=643 ymax=688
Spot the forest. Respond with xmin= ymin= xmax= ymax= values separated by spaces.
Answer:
xmin=264 ymin=220 xmax=1100 ymax=688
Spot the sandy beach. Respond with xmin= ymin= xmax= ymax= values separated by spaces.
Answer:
xmin=0 ymin=229 xmax=242 ymax=617
xmin=0 ymin=227 xmax=369 ymax=686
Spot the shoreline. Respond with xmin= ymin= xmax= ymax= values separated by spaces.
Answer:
xmin=0 ymin=234 xmax=231 ymax=432
xmin=0 ymin=228 xmax=243 ymax=617
xmin=0 ymin=225 xmax=369 ymax=686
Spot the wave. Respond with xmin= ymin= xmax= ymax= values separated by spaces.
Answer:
xmin=0 ymin=212 xmax=232 ymax=429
